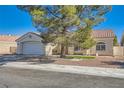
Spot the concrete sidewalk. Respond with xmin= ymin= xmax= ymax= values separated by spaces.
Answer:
xmin=2 ymin=61 xmax=124 ymax=79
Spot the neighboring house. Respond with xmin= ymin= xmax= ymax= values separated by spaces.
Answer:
xmin=0 ymin=35 xmax=18 ymax=54
xmin=16 ymin=30 xmax=115 ymax=56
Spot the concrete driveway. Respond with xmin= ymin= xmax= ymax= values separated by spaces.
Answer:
xmin=0 ymin=67 xmax=124 ymax=88
xmin=2 ymin=61 xmax=124 ymax=79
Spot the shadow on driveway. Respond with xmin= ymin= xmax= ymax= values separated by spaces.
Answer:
xmin=0 ymin=54 xmax=56 ymax=65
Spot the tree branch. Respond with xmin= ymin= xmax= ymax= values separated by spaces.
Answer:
xmin=46 ymin=7 xmax=62 ymax=19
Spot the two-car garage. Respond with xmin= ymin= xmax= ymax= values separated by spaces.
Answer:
xmin=22 ymin=41 xmax=45 ymax=55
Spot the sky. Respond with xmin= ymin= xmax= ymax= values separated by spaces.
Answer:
xmin=94 ymin=5 xmax=124 ymax=42
xmin=0 ymin=5 xmax=36 ymax=36
xmin=0 ymin=5 xmax=124 ymax=42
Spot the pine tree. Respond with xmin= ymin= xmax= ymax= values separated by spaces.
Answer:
xmin=18 ymin=5 xmax=111 ymax=57
xmin=113 ymin=35 xmax=118 ymax=46
xmin=121 ymin=32 xmax=124 ymax=46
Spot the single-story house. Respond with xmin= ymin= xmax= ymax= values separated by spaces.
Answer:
xmin=16 ymin=30 xmax=115 ymax=56
xmin=0 ymin=35 xmax=18 ymax=54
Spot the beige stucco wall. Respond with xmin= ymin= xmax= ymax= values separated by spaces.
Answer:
xmin=45 ymin=43 xmax=57 ymax=56
xmin=113 ymin=46 xmax=124 ymax=56
xmin=68 ymin=47 xmax=74 ymax=55
xmin=67 ymin=37 xmax=114 ymax=56
xmin=90 ymin=37 xmax=114 ymax=56
xmin=0 ymin=41 xmax=17 ymax=54
xmin=53 ymin=37 xmax=114 ymax=56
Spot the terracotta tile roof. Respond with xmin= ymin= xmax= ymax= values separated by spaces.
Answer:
xmin=0 ymin=35 xmax=19 ymax=42
xmin=92 ymin=30 xmax=115 ymax=38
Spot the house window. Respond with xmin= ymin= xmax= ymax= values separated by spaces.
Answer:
xmin=96 ymin=42 xmax=106 ymax=51
xmin=74 ymin=46 xmax=80 ymax=51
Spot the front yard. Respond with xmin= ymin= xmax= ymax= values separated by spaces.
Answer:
xmin=0 ymin=54 xmax=124 ymax=69
xmin=51 ymin=56 xmax=124 ymax=69
xmin=19 ymin=55 xmax=124 ymax=69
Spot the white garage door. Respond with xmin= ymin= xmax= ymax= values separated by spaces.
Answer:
xmin=23 ymin=42 xmax=45 ymax=55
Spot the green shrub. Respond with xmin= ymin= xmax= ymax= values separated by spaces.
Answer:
xmin=65 ymin=56 xmax=95 ymax=59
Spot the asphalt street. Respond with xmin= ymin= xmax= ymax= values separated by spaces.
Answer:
xmin=0 ymin=67 xmax=124 ymax=88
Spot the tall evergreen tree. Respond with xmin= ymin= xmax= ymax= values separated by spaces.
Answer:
xmin=121 ymin=32 xmax=124 ymax=46
xmin=113 ymin=35 xmax=118 ymax=46
xmin=18 ymin=5 xmax=111 ymax=57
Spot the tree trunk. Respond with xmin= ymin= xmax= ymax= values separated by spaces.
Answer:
xmin=60 ymin=44 xmax=65 ymax=58
xmin=60 ymin=27 xmax=66 ymax=58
